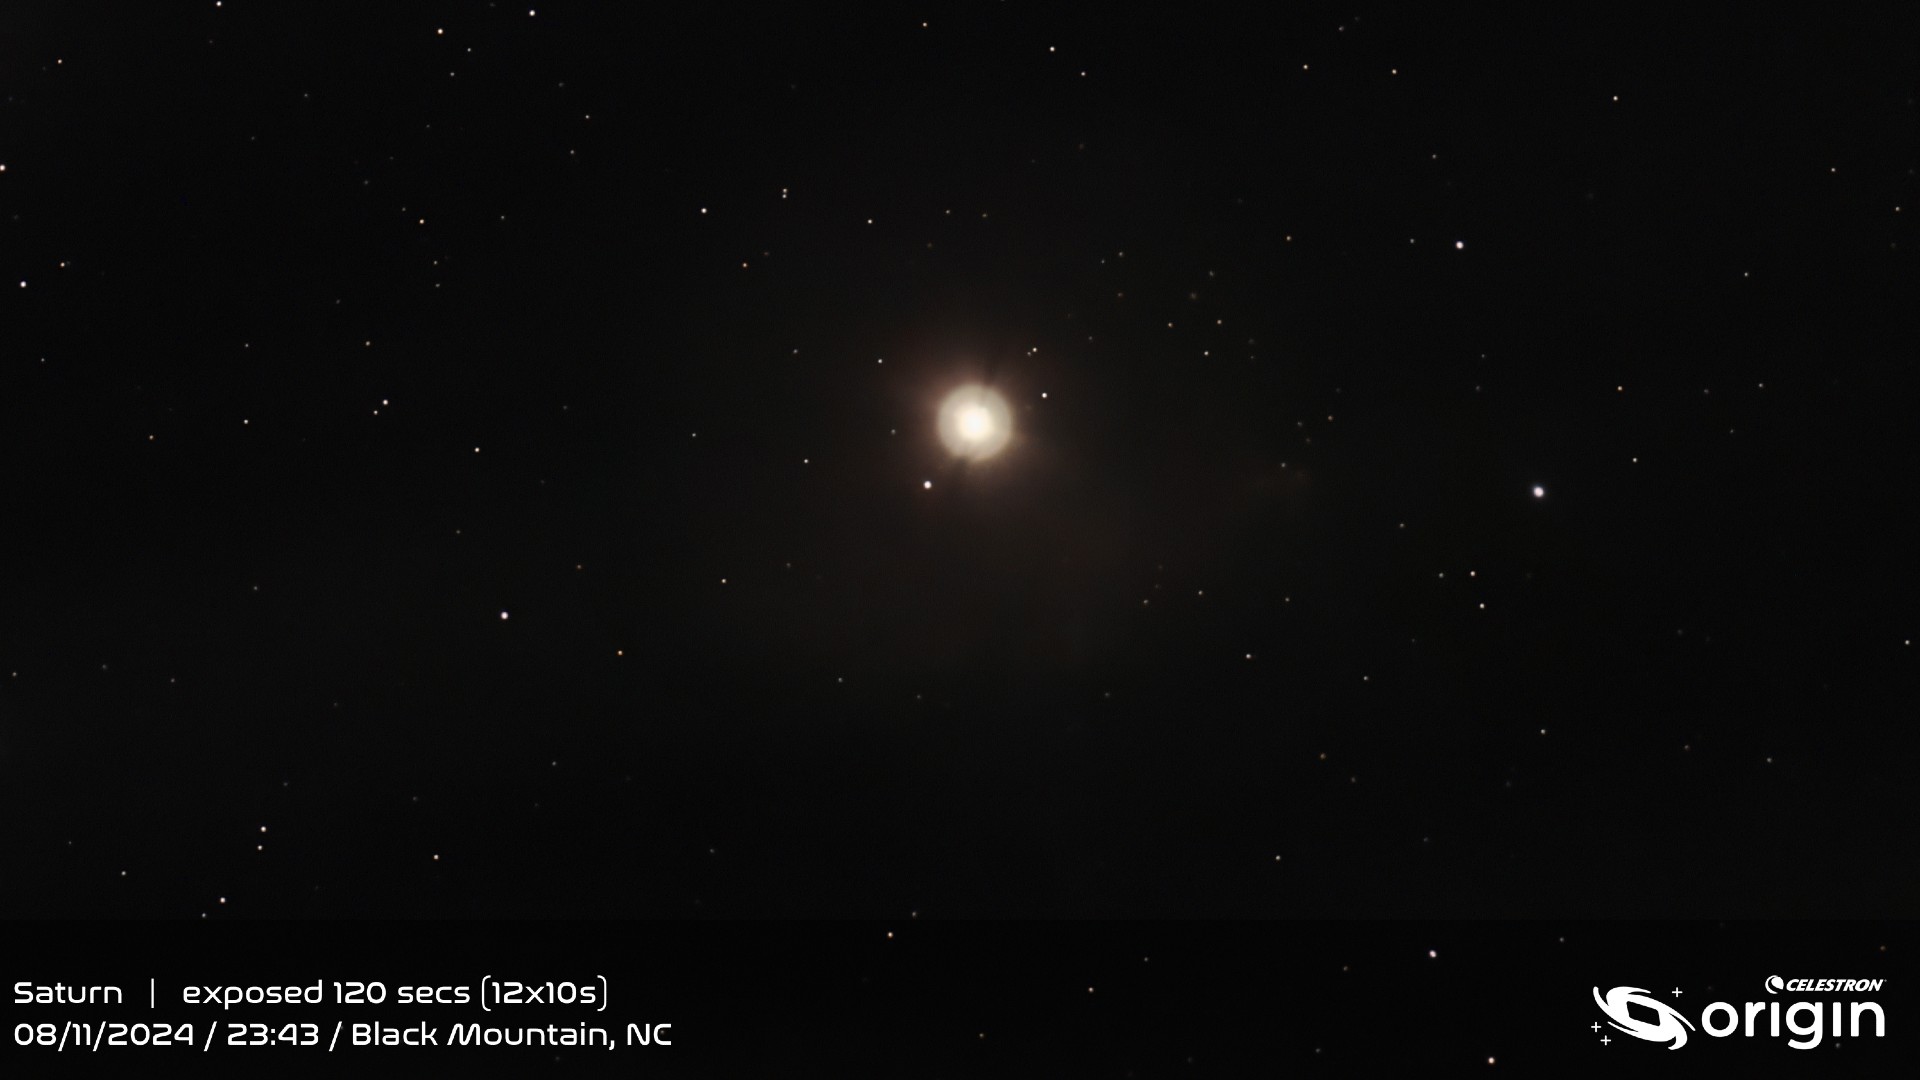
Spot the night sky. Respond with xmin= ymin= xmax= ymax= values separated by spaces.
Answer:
xmin=4 ymin=4 xmax=1915 ymax=921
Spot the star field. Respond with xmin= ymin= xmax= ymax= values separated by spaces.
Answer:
xmin=1 ymin=4 xmax=1915 ymax=920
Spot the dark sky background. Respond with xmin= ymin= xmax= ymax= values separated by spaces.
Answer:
xmin=2 ymin=3 xmax=1915 ymax=919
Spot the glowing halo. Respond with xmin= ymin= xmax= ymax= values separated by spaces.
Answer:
xmin=937 ymin=385 xmax=1012 ymax=460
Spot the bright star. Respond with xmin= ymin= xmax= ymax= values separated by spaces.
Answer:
xmin=938 ymin=386 xmax=1012 ymax=460
xmin=959 ymin=405 xmax=992 ymax=440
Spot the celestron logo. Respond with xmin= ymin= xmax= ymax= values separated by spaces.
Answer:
xmin=1767 ymin=976 xmax=1885 ymax=994
xmin=1591 ymin=977 xmax=1886 ymax=1051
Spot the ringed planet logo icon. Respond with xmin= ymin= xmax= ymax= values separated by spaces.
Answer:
xmin=1592 ymin=986 xmax=1696 ymax=1049
xmin=1767 ymin=976 xmax=1786 ymax=994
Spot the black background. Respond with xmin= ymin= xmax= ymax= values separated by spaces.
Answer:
xmin=1 ymin=3 xmax=1915 ymax=1072
xmin=5 ymin=0 xmax=1914 ymax=923
xmin=1 ymin=5 xmax=1916 ymax=1066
